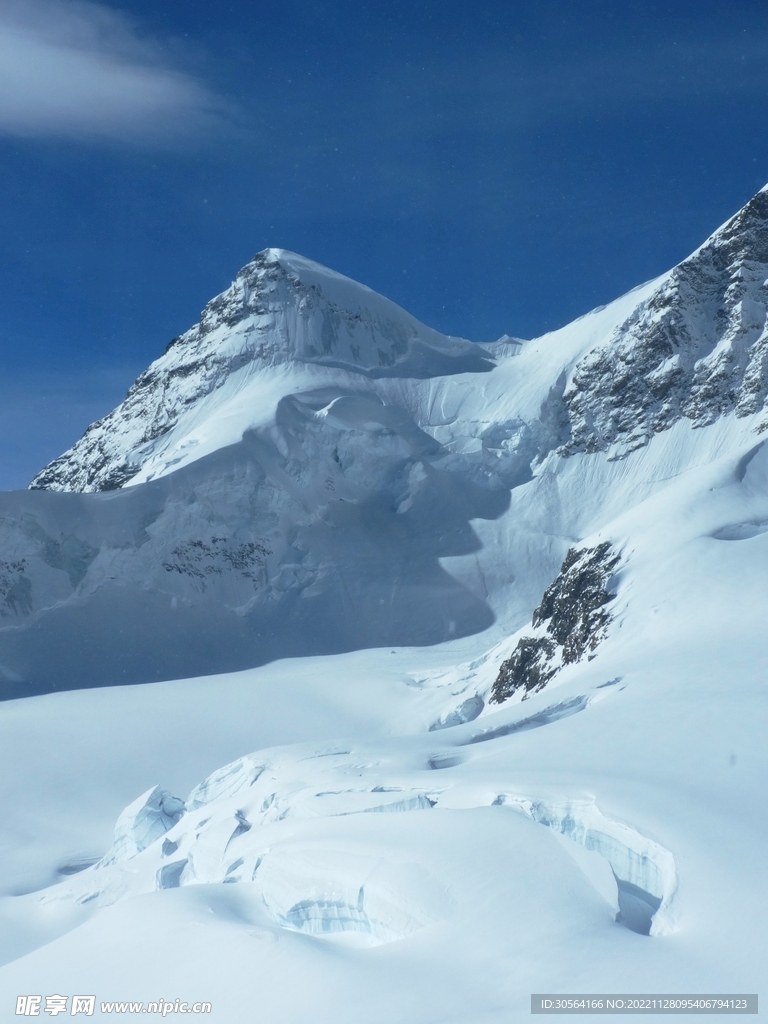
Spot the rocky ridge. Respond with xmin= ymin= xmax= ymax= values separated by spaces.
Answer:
xmin=561 ymin=187 xmax=768 ymax=459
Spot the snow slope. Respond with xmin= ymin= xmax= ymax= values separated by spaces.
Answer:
xmin=1 ymin=190 xmax=767 ymax=1020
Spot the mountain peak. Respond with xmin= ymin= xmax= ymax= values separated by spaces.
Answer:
xmin=29 ymin=250 xmax=490 ymax=493
xmin=186 ymin=245 xmax=469 ymax=369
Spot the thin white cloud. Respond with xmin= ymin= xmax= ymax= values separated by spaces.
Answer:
xmin=0 ymin=0 xmax=227 ymax=143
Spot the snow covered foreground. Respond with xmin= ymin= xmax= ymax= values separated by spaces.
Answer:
xmin=1 ymin=194 xmax=768 ymax=1019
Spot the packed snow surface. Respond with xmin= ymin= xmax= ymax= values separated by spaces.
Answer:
xmin=1 ymin=192 xmax=768 ymax=1019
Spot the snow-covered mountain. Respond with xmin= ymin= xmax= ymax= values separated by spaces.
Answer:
xmin=29 ymin=188 xmax=768 ymax=494
xmin=6 ymin=190 xmax=768 ymax=696
xmin=0 ymin=190 xmax=767 ymax=1021
xmin=29 ymin=249 xmax=493 ymax=493
xmin=0 ymin=242 xmax=652 ymax=693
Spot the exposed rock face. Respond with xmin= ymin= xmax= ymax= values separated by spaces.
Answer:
xmin=490 ymin=543 xmax=620 ymax=703
xmin=561 ymin=188 xmax=768 ymax=459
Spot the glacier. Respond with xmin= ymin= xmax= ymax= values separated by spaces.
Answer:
xmin=0 ymin=191 xmax=766 ymax=1020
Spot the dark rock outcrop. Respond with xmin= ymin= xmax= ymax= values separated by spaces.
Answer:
xmin=490 ymin=542 xmax=620 ymax=703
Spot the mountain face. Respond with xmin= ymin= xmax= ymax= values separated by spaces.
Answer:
xmin=561 ymin=187 xmax=768 ymax=459
xmin=2 ymin=188 xmax=768 ymax=699
xmin=29 ymin=249 xmax=492 ymax=493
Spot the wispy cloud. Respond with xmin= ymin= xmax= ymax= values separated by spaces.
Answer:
xmin=0 ymin=0 xmax=227 ymax=144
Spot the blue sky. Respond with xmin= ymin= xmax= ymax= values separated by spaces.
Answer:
xmin=2 ymin=0 xmax=768 ymax=488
